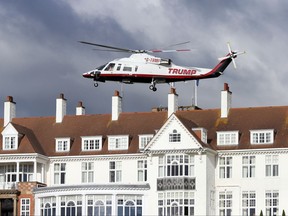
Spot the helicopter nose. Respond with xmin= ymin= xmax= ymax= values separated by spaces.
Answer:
xmin=82 ymin=71 xmax=95 ymax=78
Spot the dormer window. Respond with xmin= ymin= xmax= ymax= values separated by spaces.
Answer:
xmin=169 ymin=129 xmax=181 ymax=142
xmin=81 ymin=136 xmax=102 ymax=151
xmin=2 ymin=123 xmax=20 ymax=150
xmin=108 ymin=135 xmax=129 ymax=150
xmin=250 ymin=129 xmax=274 ymax=144
xmin=3 ymin=135 xmax=17 ymax=150
xmin=55 ymin=138 xmax=70 ymax=152
xmin=192 ymin=128 xmax=207 ymax=143
xmin=217 ymin=131 xmax=239 ymax=145
xmin=139 ymin=134 xmax=153 ymax=149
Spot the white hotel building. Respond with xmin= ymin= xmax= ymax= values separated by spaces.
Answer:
xmin=0 ymin=83 xmax=287 ymax=216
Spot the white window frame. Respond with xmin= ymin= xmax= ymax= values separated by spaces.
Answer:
xmin=250 ymin=129 xmax=274 ymax=144
xmin=265 ymin=190 xmax=279 ymax=216
xmin=108 ymin=135 xmax=129 ymax=150
xmin=265 ymin=155 xmax=279 ymax=177
xmin=81 ymin=136 xmax=102 ymax=151
xmin=138 ymin=134 xmax=153 ymax=149
xmin=217 ymin=131 xmax=239 ymax=145
xmin=55 ymin=138 xmax=70 ymax=152
xmin=137 ymin=160 xmax=147 ymax=182
xmin=158 ymin=154 xmax=194 ymax=177
xmin=219 ymin=191 xmax=232 ymax=216
xmin=219 ymin=157 xmax=232 ymax=179
xmin=2 ymin=135 xmax=18 ymax=150
xmin=81 ymin=162 xmax=94 ymax=183
xmin=87 ymin=195 xmax=112 ymax=215
xmin=109 ymin=161 xmax=122 ymax=182
xmin=54 ymin=163 xmax=66 ymax=185
xmin=242 ymin=156 xmax=256 ymax=178
xmin=169 ymin=129 xmax=181 ymax=143
xmin=242 ymin=191 xmax=256 ymax=216
xmin=20 ymin=198 xmax=30 ymax=216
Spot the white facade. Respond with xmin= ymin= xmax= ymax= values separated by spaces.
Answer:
xmin=1 ymin=87 xmax=288 ymax=216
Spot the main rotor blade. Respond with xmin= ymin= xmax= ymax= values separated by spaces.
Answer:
xmin=148 ymin=49 xmax=191 ymax=53
xmin=92 ymin=48 xmax=131 ymax=53
xmin=79 ymin=41 xmax=136 ymax=53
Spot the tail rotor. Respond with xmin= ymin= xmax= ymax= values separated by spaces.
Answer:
xmin=218 ymin=42 xmax=246 ymax=69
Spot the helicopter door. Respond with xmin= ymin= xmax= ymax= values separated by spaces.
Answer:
xmin=116 ymin=64 xmax=122 ymax=71
xmin=104 ymin=63 xmax=115 ymax=73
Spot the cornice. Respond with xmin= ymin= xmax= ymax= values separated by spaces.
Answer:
xmin=218 ymin=148 xmax=288 ymax=156
xmin=49 ymin=154 xmax=147 ymax=163
xmin=34 ymin=183 xmax=150 ymax=194
xmin=144 ymin=148 xmax=205 ymax=155
xmin=0 ymin=153 xmax=48 ymax=161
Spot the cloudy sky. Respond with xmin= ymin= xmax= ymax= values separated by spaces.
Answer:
xmin=1 ymin=0 xmax=288 ymax=117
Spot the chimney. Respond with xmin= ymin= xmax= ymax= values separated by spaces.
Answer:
xmin=168 ymin=88 xmax=178 ymax=117
xmin=112 ymin=90 xmax=122 ymax=121
xmin=56 ymin=93 xmax=67 ymax=123
xmin=4 ymin=96 xmax=16 ymax=126
xmin=221 ymin=83 xmax=232 ymax=118
xmin=76 ymin=101 xmax=85 ymax=116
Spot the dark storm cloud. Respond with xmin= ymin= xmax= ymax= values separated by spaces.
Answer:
xmin=1 ymin=0 xmax=288 ymax=118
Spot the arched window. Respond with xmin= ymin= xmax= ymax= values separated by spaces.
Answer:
xmin=171 ymin=202 xmax=180 ymax=216
xmin=94 ymin=200 xmax=105 ymax=216
xmin=124 ymin=200 xmax=135 ymax=216
xmin=44 ymin=203 xmax=51 ymax=216
xmin=66 ymin=201 xmax=76 ymax=216
xmin=117 ymin=196 xmax=142 ymax=216
xmin=169 ymin=130 xmax=181 ymax=142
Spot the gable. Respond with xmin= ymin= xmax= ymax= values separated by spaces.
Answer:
xmin=145 ymin=114 xmax=203 ymax=152
xmin=1 ymin=123 xmax=19 ymax=136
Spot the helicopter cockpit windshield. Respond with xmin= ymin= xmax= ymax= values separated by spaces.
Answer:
xmin=96 ymin=64 xmax=107 ymax=71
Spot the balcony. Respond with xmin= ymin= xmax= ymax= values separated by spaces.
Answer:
xmin=0 ymin=182 xmax=17 ymax=190
xmin=157 ymin=177 xmax=196 ymax=191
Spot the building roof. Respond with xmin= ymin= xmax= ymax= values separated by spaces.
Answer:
xmin=1 ymin=105 xmax=288 ymax=157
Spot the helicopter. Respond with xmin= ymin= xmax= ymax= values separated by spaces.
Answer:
xmin=79 ymin=41 xmax=245 ymax=91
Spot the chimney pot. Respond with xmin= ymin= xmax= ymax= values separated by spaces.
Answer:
xmin=76 ymin=101 xmax=85 ymax=115
xmin=170 ymin=87 xmax=177 ymax=95
xmin=59 ymin=93 xmax=65 ymax=99
xmin=224 ymin=83 xmax=229 ymax=91
xmin=6 ymin=96 xmax=14 ymax=102
xmin=114 ymin=90 xmax=120 ymax=97
xmin=77 ymin=101 xmax=83 ymax=107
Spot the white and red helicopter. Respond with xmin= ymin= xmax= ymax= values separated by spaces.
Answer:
xmin=80 ymin=41 xmax=245 ymax=91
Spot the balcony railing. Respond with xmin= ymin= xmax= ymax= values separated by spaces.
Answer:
xmin=0 ymin=182 xmax=17 ymax=190
xmin=157 ymin=177 xmax=196 ymax=191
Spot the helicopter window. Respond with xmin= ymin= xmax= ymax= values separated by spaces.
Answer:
xmin=117 ymin=64 xmax=122 ymax=71
xmin=96 ymin=64 xmax=107 ymax=70
xmin=135 ymin=66 xmax=138 ymax=72
xmin=123 ymin=66 xmax=132 ymax=72
xmin=104 ymin=63 xmax=115 ymax=71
